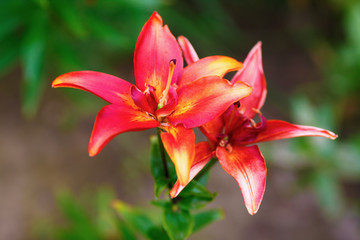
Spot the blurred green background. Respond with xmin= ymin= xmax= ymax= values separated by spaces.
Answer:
xmin=0 ymin=0 xmax=359 ymax=239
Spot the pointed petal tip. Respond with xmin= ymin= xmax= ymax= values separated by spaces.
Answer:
xmin=217 ymin=145 xmax=266 ymax=218
xmin=52 ymin=75 xmax=65 ymax=88
xmin=255 ymin=41 xmax=262 ymax=48
xmin=89 ymin=144 xmax=99 ymax=157
xmin=169 ymin=189 xmax=177 ymax=199
xmin=329 ymin=131 xmax=338 ymax=140
xmin=247 ymin=208 xmax=257 ymax=215
xmin=150 ymin=11 xmax=162 ymax=22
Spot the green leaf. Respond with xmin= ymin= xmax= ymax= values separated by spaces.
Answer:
xmin=311 ymin=170 xmax=344 ymax=218
xmin=151 ymin=200 xmax=172 ymax=209
xmin=117 ymin=223 xmax=137 ymax=240
xmin=163 ymin=206 xmax=193 ymax=240
xmin=85 ymin=14 xmax=132 ymax=49
xmin=56 ymin=190 xmax=101 ymax=240
xmin=0 ymin=39 xmax=19 ymax=76
xmin=51 ymin=0 xmax=87 ymax=38
xmin=192 ymin=209 xmax=224 ymax=233
xmin=95 ymin=189 xmax=118 ymax=238
xmin=113 ymin=200 xmax=168 ymax=240
xmin=178 ymin=180 xmax=215 ymax=198
xmin=345 ymin=2 xmax=360 ymax=49
xmin=0 ymin=16 xmax=20 ymax=42
xmin=177 ymin=180 xmax=217 ymax=210
xmin=21 ymin=11 xmax=47 ymax=118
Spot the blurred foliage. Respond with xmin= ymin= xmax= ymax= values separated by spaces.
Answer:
xmin=0 ymin=0 xmax=162 ymax=118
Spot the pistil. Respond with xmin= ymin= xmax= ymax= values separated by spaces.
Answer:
xmin=158 ymin=59 xmax=176 ymax=109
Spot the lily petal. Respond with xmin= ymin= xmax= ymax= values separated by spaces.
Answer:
xmin=89 ymin=104 xmax=160 ymax=156
xmin=179 ymin=56 xmax=243 ymax=86
xmin=217 ymin=145 xmax=266 ymax=215
xmin=160 ymin=125 xmax=195 ymax=185
xmin=170 ymin=141 xmax=215 ymax=198
xmin=130 ymin=85 xmax=157 ymax=114
xmin=52 ymin=71 xmax=132 ymax=105
xmin=244 ymin=120 xmax=338 ymax=144
xmin=168 ymin=76 xmax=252 ymax=128
xmin=134 ymin=11 xmax=183 ymax=99
xmin=231 ymin=42 xmax=267 ymax=119
xmin=178 ymin=35 xmax=199 ymax=65
xmin=199 ymin=117 xmax=225 ymax=144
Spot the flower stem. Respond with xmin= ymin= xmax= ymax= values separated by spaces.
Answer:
xmin=157 ymin=129 xmax=171 ymax=188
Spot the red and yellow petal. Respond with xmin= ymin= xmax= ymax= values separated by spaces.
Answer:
xmin=168 ymin=76 xmax=252 ymax=128
xmin=217 ymin=144 xmax=267 ymax=215
xmin=179 ymin=56 xmax=243 ymax=86
xmin=178 ymin=35 xmax=199 ymax=65
xmin=52 ymin=71 xmax=133 ymax=105
xmin=160 ymin=125 xmax=195 ymax=185
xmin=244 ymin=120 xmax=338 ymax=144
xmin=134 ymin=11 xmax=183 ymax=99
xmin=231 ymin=42 xmax=267 ymax=119
xmin=89 ymin=104 xmax=160 ymax=156
xmin=170 ymin=141 xmax=215 ymax=198
xmin=199 ymin=117 xmax=225 ymax=144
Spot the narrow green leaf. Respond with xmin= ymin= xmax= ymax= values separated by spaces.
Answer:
xmin=0 ymin=16 xmax=20 ymax=42
xmin=179 ymin=180 xmax=215 ymax=198
xmin=21 ymin=11 xmax=47 ymax=118
xmin=117 ymin=223 xmax=137 ymax=240
xmin=312 ymin=171 xmax=344 ymax=218
xmin=95 ymin=189 xmax=118 ymax=238
xmin=113 ymin=200 xmax=168 ymax=240
xmin=177 ymin=181 xmax=217 ymax=210
xmin=55 ymin=190 xmax=101 ymax=240
xmin=0 ymin=39 xmax=19 ymax=76
xmin=51 ymin=0 xmax=87 ymax=38
xmin=345 ymin=2 xmax=360 ymax=49
xmin=86 ymin=14 xmax=132 ymax=49
xmin=163 ymin=207 xmax=193 ymax=240
xmin=192 ymin=209 xmax=224 ymax=233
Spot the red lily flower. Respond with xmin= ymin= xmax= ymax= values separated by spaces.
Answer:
xmin=52 ymin=12 xmax=252 ymax=185
xmin=171 ymin=38 xmax=338 ymax=214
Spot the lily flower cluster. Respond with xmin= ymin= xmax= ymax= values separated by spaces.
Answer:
xmin=52 ymin=12 xmax=337 ymax=215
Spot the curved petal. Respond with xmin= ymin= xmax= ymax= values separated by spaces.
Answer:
xmin=155 ymin=86 xmax=178 ymax=118
xmin=89 ymin=104 xmax=160 ymax=156
xmin=243 ymin=120 xmax=338 ymax=144
xmin=130 ymin=85 xmax=157 ymax=114
xmin=231 ymin=42 xmax=267 ymax=119
xmin=160 ymin=125 xmax=195 ymax=185
xmin=170 ymin=141 xmax=215 ymax=198
xmin=199 ymin=117 xmax=225 ymax=144
xmin=179 ymin=56 xmax=243 ymax=86
xmin=217 ymin=145 xmax=266 ymax=215
xmin=168 ymin=76 xmax=252 ymax=128
xmin=134 ymin=12 xmax=183 ymax=99
xmin=178 ymin=35 xmax=199 ymax=65
xmin=52 ymin=71 xmax=133 ymax=105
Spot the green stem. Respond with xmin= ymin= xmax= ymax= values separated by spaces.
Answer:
xmin=157 ymin=129 xmax=171 ymax=188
